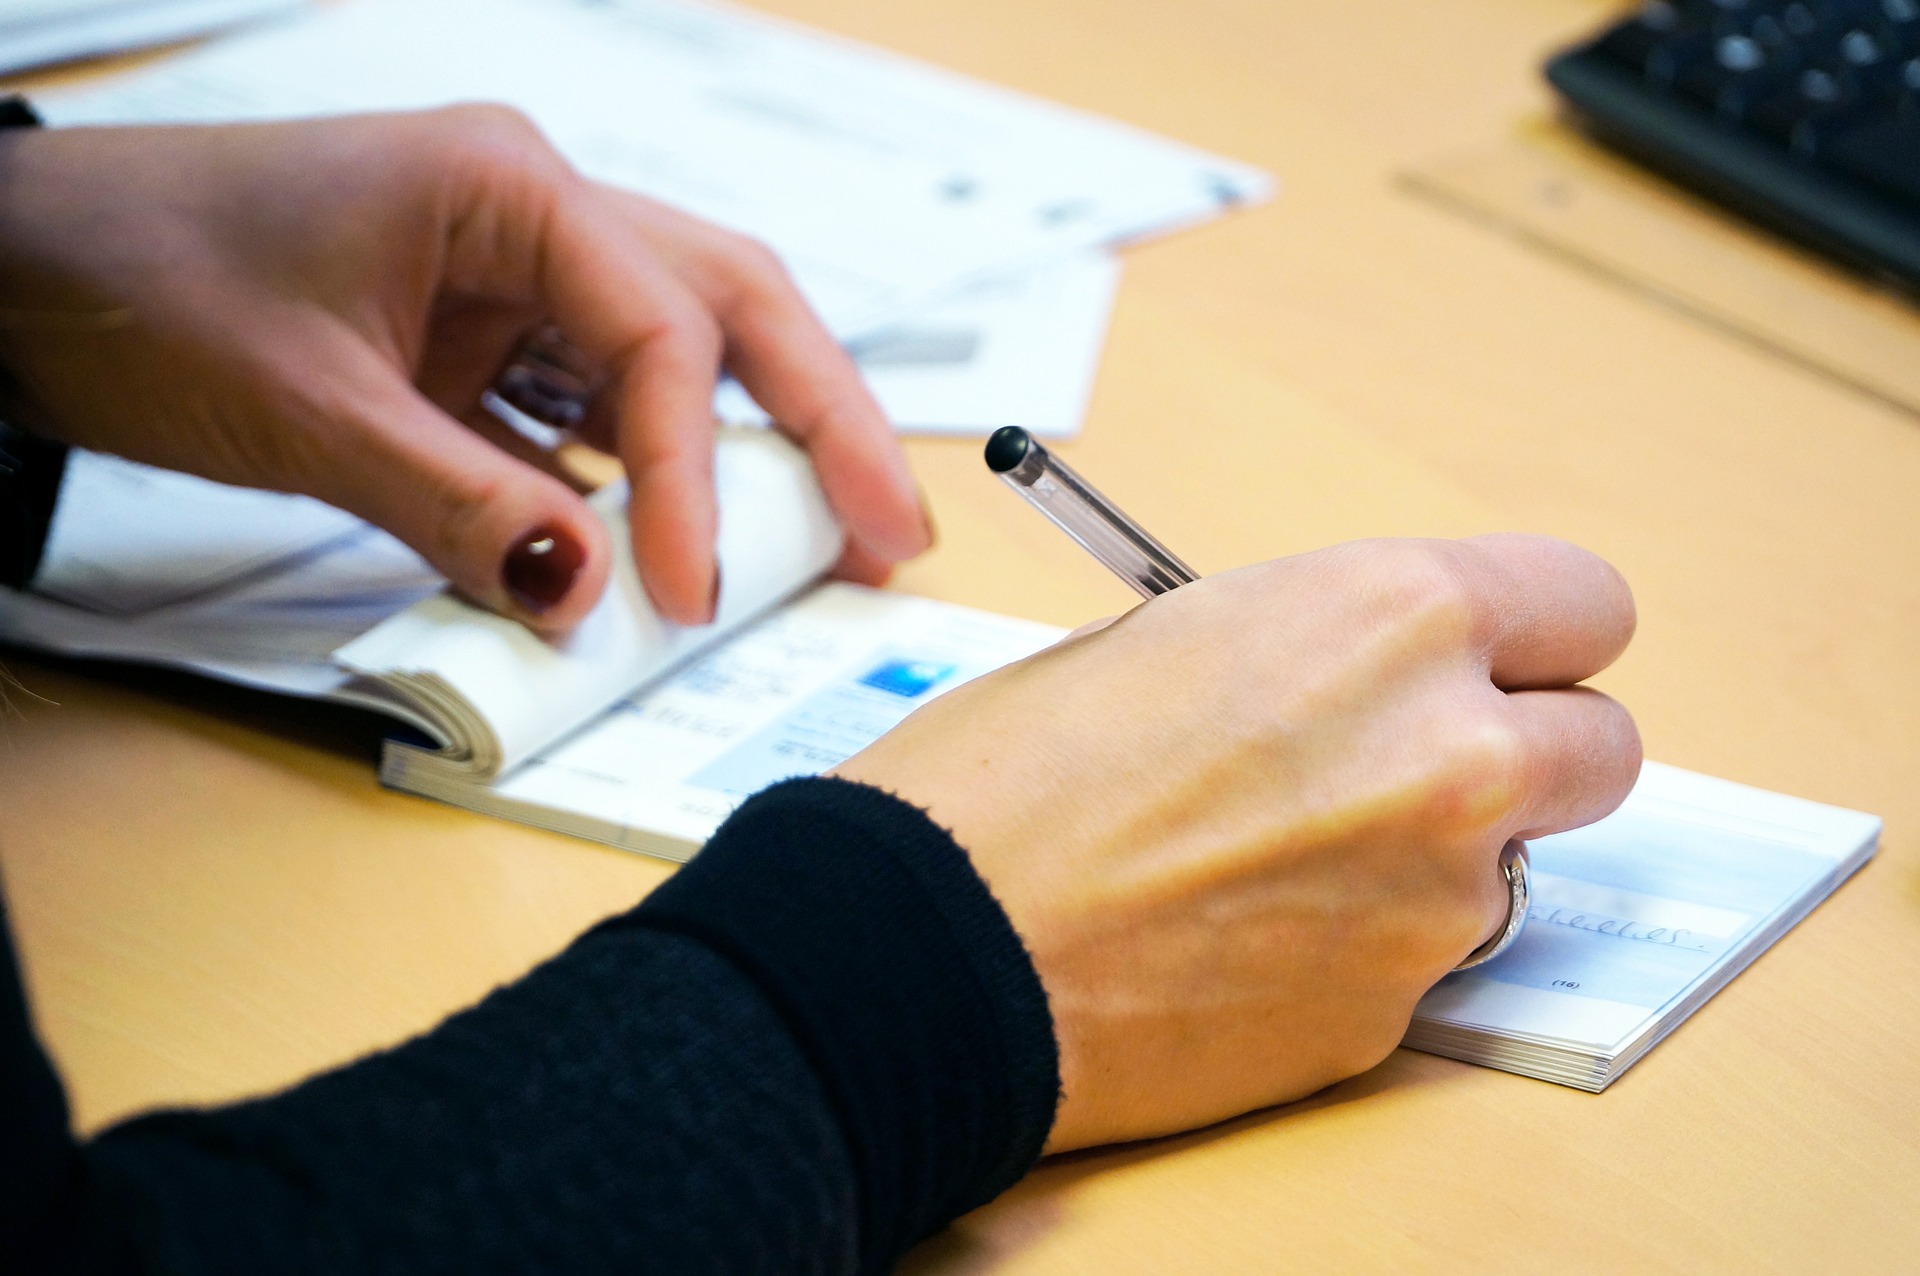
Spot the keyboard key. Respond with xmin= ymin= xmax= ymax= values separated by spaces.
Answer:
xmin=1547 ymin=0 xmax=1920 ymax=289
xmin=1824 ymin=113 xmax=1920 ymax=199
xmin=1748 ymin=64 xmax=1871 ymax=149
xmin=1839 ymin=27 xmax=1889 ymax=64
xmin=1879 ymin=0 xmax=1920 ymax=47
xmin=1596 ymin=3 xmax=1699 ymax=72
xmin=1677 ymin=32 xmax=1797 ymax=112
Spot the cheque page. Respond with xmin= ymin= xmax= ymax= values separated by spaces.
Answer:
xmin=485 ymin=584 xmax=1063 ymax=850
xmin=0 ymin=0 xmax=305 ymax=77
xmin=1414 ymin=765 xmax=1862 ymax=1052
xmin=38 ymin=0 xmax=1267 ymax=335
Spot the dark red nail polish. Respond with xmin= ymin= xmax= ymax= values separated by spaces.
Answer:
xmin=503 ymin=524 xmax=585 ymax=614
xmin=707 ymin=567 xmax=723 ymax=623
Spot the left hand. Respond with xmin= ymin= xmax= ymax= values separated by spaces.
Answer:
xmin=0 ymin=107 xmax=931 ymax=631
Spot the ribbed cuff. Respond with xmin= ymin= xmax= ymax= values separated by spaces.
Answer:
xmin=629 ymin=776 xmax=1060 ymax=1272
xmin=0 ymin=425 xmax=67 ymax=591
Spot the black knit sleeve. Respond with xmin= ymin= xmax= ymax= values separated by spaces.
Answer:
xmin=0 ymin=424 xmax=69 ymax=589
xmin=0 ymin=96 xmax=68 ymax=592
xmin=2 ymin=776 xmax=1060 ymax=1275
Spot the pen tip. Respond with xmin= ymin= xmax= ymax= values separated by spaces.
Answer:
xmin=984 ymin=426 xmax=1031 ymax=474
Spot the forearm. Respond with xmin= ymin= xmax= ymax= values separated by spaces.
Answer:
xmin=82 ymin=929 xmax=866 ymax=1275
xmin=11 ymin=778 xmax=1059 ymax=1275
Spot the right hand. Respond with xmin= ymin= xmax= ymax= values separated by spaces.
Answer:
xmin=833 ymin=534 xmax=1641 ymax=1152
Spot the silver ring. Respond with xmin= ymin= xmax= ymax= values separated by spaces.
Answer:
xmin=1453 ymin=841 xmax=1531 ymax=971
xmin=492 ymin=324 xmax=599 ymax=429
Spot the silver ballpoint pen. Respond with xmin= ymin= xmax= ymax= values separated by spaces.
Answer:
xmin=983 ymin=427 xmax=1197 ymax=599
xmin=983 ymin=425 xmax=1529 ymax=971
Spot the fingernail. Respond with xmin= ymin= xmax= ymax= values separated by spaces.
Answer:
xmin=918 ymin=486 xmax=938 ymax=550
xmin=706 ymin=567 xmax=723 ymax=624
xmin=503 ymin=524 xmax=585 ymax=614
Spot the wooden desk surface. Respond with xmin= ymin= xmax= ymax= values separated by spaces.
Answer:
xmin=4 ymin=1 xmax=1918 ymax=1270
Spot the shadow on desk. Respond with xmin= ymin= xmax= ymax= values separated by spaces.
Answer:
xmin=0 ymin=643 xmax=394 ymax=768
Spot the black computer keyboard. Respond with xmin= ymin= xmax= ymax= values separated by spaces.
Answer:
xmin=1546 ymin=1 xmax=1920 ymax=290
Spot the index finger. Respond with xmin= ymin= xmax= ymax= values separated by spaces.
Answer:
xmin=1444 ymin=533 xmax=1637 ymax=690
xmin=534 ymin=189 xmax=730 ymax=624
xmin=597 ymin=190 xmax=932 ymax=571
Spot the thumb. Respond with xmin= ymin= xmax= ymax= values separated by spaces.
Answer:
xmin=305 ymin=357 xmax=612 ymax=635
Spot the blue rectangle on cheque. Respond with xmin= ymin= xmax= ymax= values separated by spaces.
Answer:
xmin=856 ymin=659 xmax=956 ymax=698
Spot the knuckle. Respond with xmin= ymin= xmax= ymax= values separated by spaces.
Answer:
xmin=707 ymin=232 xmax=795 ymax=312
xmin=439 ymin=101 xmax=544 ymax=144
xmin=615 ymin=298 xmax=723 ymax=387
xmin=656 ymin=303 xmax=724 ymax=362
xmin=1456 ymin=708 xmax=1530 ymax=789
xmin=1355 ymin=540 xmax=1476 ymax=640
xmin=1420 ymin=704 xmax=1532 ymax=835
xmin=427 ymin=103 xmax=565 ymax=179
xmin=788 ymin=381 xmax=879 ymax=438
xmin=628 ymin=426 xmax=700 ymax=476
xmin=720 ymin=232 xmax=788 ymax=282
xmin=425 ymin=468 xmax=511 ymax=578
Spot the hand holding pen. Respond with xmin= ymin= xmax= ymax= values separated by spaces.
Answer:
xmin=983 ymin=426 xmax=1534 ymax=970
xmin=839 ymin=452 xmax=1638 ymax=1146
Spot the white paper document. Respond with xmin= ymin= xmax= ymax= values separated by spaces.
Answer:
xmin=36 ymin=0 xmax=1268 ymax=338
xmin=0 ymin=522 xmax=438 ymax=702
xmin=1 ymin=450 xmax=440 ymax=706
xmin=0 ymin=0 xmax=306 ymax=76
xmin=36 ymin=450 xmax=366 ymax=615
xmin=1406 ymin=762 xmax=1880 ymax=1091
xmin=717 ymin=251 xmax=1123 ymax=438
xmin=0 ymin=474 xmax=442 ymax=705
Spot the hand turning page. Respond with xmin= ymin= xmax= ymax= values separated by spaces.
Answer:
xmin=333 ymin=428 xmax=845 ymax=780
